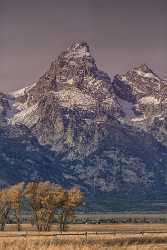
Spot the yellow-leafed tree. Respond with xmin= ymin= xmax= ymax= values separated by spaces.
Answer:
xmin=59 ymin=187 xmax=84 ymax=231
xmin=0 ymin=187 xmax=12 ymax=231
xmin=7 ymin=182 xmax=25 ymax=231
xmin=25 ymin=182 xmax=66 ymax=231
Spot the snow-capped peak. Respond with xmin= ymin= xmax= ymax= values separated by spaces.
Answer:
xmin=67 ymin=41 xmax=90 ymax=52
xmin=62 ymin=41 xmax=91 ymax=59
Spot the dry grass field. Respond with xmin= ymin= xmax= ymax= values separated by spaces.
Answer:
xmin=0 ymin=224 xmax=167 ymax=249
xmin=0 ymin=234 xmax=167 ymax=250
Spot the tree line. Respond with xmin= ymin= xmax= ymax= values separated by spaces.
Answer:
xmin=0 ymin=182 xmax=84 ymax=232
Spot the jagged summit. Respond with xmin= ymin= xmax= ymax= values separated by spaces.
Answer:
xmin=113 ymin=63 xmax=163 ymax=101
xmin=8 ymin=42 xmax=121 ymax=157
xmin=11 ymin=41 xmax=120 ymax=107
xmin=123 ymin=63 xmax=160 ymax=80
xmin=65 ymin=41 xmax=91 ymax=58
xmin=112 ymin=63 xmax=167 ymax=129
xmin=68 ymin=41 xmax=90 ymax=49
xmin=57 ymin=41 xmax=95 ymax=70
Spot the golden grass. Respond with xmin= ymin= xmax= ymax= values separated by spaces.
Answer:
xmin=0 ymin=224 xmax=167 ymax=249
xmin=0 ymin=234 xmax=167 ymax=250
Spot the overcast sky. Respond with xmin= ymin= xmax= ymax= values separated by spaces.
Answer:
xmin=0 ymin=0 xmax=167 ymax=92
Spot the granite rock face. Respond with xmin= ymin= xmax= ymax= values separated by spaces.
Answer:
xmin=10 ymin=42 xmax=122 ymax=158
xmin=113 ymin=64 xmax=167 ymax=118
xmin=1 ymin=42 xmax=167 ymax=209
xmin=113 ymin=64 xmax=167 ymax=147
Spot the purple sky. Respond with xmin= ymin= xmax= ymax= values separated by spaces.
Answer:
xmin=0 ymin=0 xmax=167 ymax=93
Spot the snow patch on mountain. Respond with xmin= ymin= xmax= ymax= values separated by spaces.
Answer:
xmin=51 ymin=88 xmax=96 ymax=109
xmin=11 ymin=103 xmax=39 ymax=127
xmin=118 ymin=98 xmax=136 ymax=118
xmin=11 ymin=83 xmax=36 ymax=98
xmin=139 ymin=96 xmax=160 ymax=105
xmin=135 ymin=70 xmax=160 ymax=81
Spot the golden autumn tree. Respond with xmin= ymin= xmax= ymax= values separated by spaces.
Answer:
xmin=0 ymin=186 xmax=14 ymax=231
xmin=59 ymin=187 xmax=84 ymax=231
xmin=7 ymin=182 xmax=25 ymax=231
xmin=25 ymin=182 xmax=66 ymax=231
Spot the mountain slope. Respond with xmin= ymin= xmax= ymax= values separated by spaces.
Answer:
xmin=1 ymin=42 xmax=167 ymax=210
xmin=0 ymin=124 xmax=63 ymax=186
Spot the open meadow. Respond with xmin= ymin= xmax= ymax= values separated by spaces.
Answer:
xmin=0 ymin=224 xmax=167 ymax=250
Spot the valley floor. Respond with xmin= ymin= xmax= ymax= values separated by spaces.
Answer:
xmin=0 ymin=224 xmax=167 ymax=249
xmin=2 ymin=223 xmax=167 ymax=233
xmin=0 ymin=234 xmax=167 ymax=250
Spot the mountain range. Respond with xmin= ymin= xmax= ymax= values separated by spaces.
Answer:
xmin=1 ymin=41 xmax=167 ymax=211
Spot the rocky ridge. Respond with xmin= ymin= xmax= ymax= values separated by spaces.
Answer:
xmin=113 ymin=64 xmax=167 ymax=146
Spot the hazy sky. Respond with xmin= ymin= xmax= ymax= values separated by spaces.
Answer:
xmin=0 ymin=0 xmax=167 ymax=92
